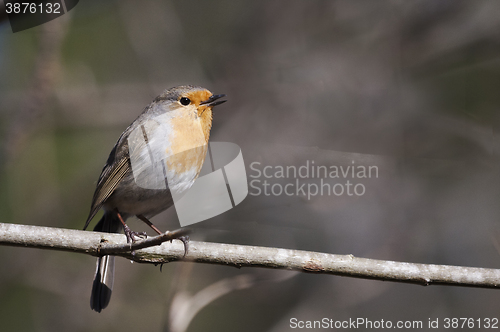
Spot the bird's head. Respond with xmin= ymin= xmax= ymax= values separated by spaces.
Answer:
xmin=154 ymin=85 xmax=226 ymax=142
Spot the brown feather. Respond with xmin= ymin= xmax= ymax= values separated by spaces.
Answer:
xmin=84 ymin=157 xmax=130 ymax=230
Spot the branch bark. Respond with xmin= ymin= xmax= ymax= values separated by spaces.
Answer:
xmin=1 ymin=222 xmax=499 ymax=289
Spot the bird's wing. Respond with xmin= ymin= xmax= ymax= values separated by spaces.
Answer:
xmin=84 ymin=155 xmax=130 ymax=230
xmin=83 ymin=107 xmax=156 ymax=230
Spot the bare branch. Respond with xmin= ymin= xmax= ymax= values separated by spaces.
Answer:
xmin=1 ymin=222 xmax=499 ymax=289
xmin=170 ymin=275 xmax=256 ymax=332
xmin=168 ymin=270 xmax=296 ymax=332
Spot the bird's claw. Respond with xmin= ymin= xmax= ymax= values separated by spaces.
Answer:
xmin=178 ymin=235 xmax=189 ymax=257
xmin=123 ymin=224 xmax=147 ymax=243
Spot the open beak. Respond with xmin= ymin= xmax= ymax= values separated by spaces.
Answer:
xmin=200 ymin=94 xmax=227 ymax=107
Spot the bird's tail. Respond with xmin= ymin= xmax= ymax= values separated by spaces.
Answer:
xmin=90 ymin=211 xmax=122 ymax=313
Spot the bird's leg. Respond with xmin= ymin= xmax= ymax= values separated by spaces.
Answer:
xmin=137 ymin=214 xmax=189 ymax=257
xmin=114 ymin=209 xmax=146 ymax=243
xmin=136 ymin=214 xmax=162 ymax=235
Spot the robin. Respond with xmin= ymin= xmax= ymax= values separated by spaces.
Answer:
xmin=84 ymin=85 xmax=226 ymax=312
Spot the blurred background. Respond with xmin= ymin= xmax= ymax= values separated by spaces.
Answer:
xmin=1 ymin=0 xmax=500 ymax=331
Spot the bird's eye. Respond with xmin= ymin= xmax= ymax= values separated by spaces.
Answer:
xmin=179 ymin=97 xmax=191 ymax=106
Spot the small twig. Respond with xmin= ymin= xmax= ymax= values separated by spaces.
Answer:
xmin=98 ymin=228 xmax=191 ymax=255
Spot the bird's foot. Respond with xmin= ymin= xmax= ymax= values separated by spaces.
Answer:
xmin=123 ymin=224 xmax=147 ymax=243
xmin=175 ymin=235 xmax=189 ymax=257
